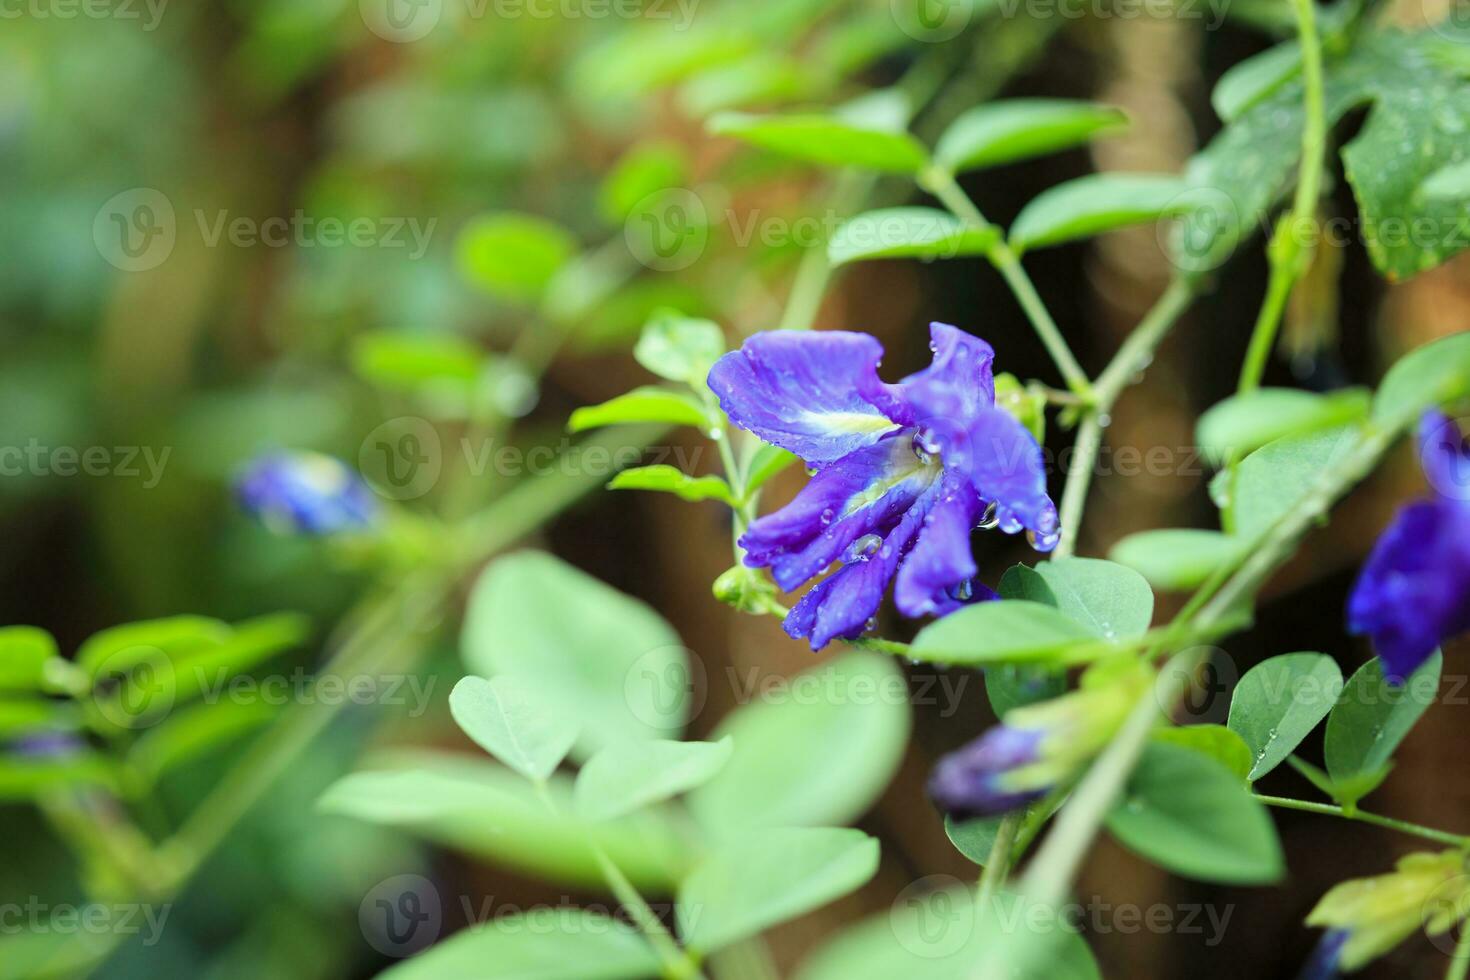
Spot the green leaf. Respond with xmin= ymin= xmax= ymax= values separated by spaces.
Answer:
xmin=828 ymin=207 xmax=998 ymax=266
xmin=607 ymin=465 xmax=736 ymax=505
xmin=945 ymin=794 xmax=1062 ymax=865
xmin=1372 ymin=331 xmax=1470 ymax=429
xmin=999 ymin=558 xmax=1154 ymax=641
xmin=1419 ymin=159 xmax=1470 ymax=202
xmin=167 ymin=612 xmax=311 ymax=706
xmin=935 ymin=99 xmax=1128 ymax=174
xmin=709 ymin=110 xmax=928 ymax=174
xmin=1153 ymin=725 xmax=1254 ymax=783
xmin=1009 ymin=174 xmax=1191 ymax=253
xmin=1211 ymin=42 xmax=1300 ymax=123
xmin=1181 ymin=27 xmax=1470 ymax=279
xmin=1197 ymin=387 xmax=1371 ymax=463
xmin=794 ymin=887 xmax=1100 ymax=980
xmin=1105 ymin=741 xmax=1284 ymax=884
xmin=462 ymin=552 xmax=690 ymax=753
xmin=0 ymin=753 xmax=115 ymax=800
xmin=567 ymin=387 xmax=711 ymax=433
xmin=319 ymin=751 xmax=694 ymax=888
xmin=380 ymin=908 xmax=662 ymax=980
xmin=983 ymin=665 xmax=1066 ymax=718
xmin=350 ymin=331 xmax=485 ymax=395
xmin=910 ymin=600 xmax=1100 ymax=667
xmin=743 ymin=443 xmax=799 ymax=497
xmin=77 ymin=615 xmax=231 ymax=681
xmin=1324 ymin=653 xmax=1440 ymax=802
xmin=1108 ymin=529 xmax=1245 ymax=591
xmin=449 ymin=675 xmax=578 ymax=783
xmin=0 ymin=699 xmax=73 ymax=737
xmin=127 ymin=700 xmax=277 ymax=785
xmin=574 ymin=737 xmax=733 ymax=822
xmin=688 ymin=652 xmax=910 ymax=836
xmin=1229 ymin=425 xmax=1361 ymax=542
xmin=0 ymin=627 xmax=58 ymax=692
xmin=599 ymin=140 xmax=690 ymax=223
xmin=1288 ymin=754 xmax=1392 ymax=806
xmin=679 ymin=54 xmax=809 ymax=117
xmin=1227 ymin=652 xmax=1343 ymax=780
xmin=456 ymin=212 xmax=576 ymax=302
xmin=633 ymin=311 xmax=726 ymax=387
xmin=678 ymin=827 xmax=880 ymax=953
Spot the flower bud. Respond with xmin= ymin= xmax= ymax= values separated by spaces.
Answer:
xmin=236 ymin=452 xmax=378 ymax=536
xmin=927 ymin=661 xmax=1146 ymax=819
xmin=1304 ymin=850 xmax=1470 ymax=974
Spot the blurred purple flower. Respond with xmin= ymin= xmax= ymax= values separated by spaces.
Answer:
xmin=708 ymin=324 xmax=1056 ymax=649
xmin=1348 ymin=413 xmax=1470 ymax=682
xmin=1296 ymin=929 xmax=1348 ymax=980
xmin=236 ymin=452 xmax=378 ymax=536
xmin=928 ymin=724 xmax=1048 ymax=818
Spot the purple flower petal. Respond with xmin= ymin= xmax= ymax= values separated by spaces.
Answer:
xmin=893 ymin=472 xmax=987 ymax=617
xmin=942 ymin=406 xmax=1057 ymax=549
xmin=741 ymin=437 xmax=938 ymax=591
xmin=884 ymin=323 xmax=996 ymax=427
xmin=707 ymin=331 xmax=904 ymax=464
xmin=1347 ymin=498 xmax=1470 ymax=682
xmin=927 ymin=725 xmax=1048 ymax=819
xmin=782 ymin=482 xmax=942 ymax=649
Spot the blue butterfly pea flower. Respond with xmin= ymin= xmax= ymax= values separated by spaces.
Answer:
xmin=236 ymin=452 xmax=379 ymax=535
xmin=1348 ymin=412 xmax=1470 ymax=683
xmin=708 ymin=324 xmax=1057 ymax=649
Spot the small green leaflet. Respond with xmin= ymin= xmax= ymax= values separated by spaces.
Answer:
xmin=1153 ymin=725 xmax=1254 ymax=783
xmin=743 ymin=443 xmax=799 ymax=497
xmin=573 ymin=737 xmax=732 ymax=821
xmin=567 ymin=387 xmax=711 ymax=433
xmin=828 ymin=208 xmax=997 ymax=266
xmin=0 ymin=627 xmax=57 ymax=692
xmin=1009 ymin=174 xmax=1191 ymax=253
xmin=607 ymin=465 xmax=736 ymax=505
xmin=1106 ymin=742 xmax=1284 ymax=885
xmin=1196 ymin=387 xmax=1370 ymax=463
xmin=1324 ymin=653 xmax=1440 ymax=804
xmin=1108 ymin=529 xmax=1244 ymax=591
xmin=448 ymin=675 xmax=579 ymax=783
xmin=633 ymin=311 xmax=725 ymax=387
xmin=935 ymin=99 xmax=1128 ymax=174
xmin=456 ymin=212 xmax=576 ymax=302
xmin=1372 ymin=331 xmax=1470 ymax=429
xmin=677 ymin=827 xmax=880 ymax=954
xmin=708 ymin=111 xmax=928 ymax=174
xmin=909 ymin=600 xmax=1099 ymax=667
xmin=1227 ymin=652 xmax=1343 ymax=781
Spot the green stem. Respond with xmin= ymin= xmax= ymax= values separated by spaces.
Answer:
xmin=976 ymin=812 xmax=1021 ymax=909
xmin=1054 ymin=278 xmax=1197 ymax=559
xmin=921 ymin=167 xmax=1092 ymax=398
xmin=1237 ymin=0 xmax=1327 ymax=394
xmin=1255 ymin=795 xmax=1470 ymax=848
xmin=1448 ymin=919 xmax=1470 ymax=980
xmin=534 ymin=782 xmax=703 ymax=980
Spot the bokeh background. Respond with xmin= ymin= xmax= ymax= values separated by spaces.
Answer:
xmin=2 ymin=0 xmax=1468 ymax=977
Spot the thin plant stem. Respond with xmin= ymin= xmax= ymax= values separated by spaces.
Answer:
xmin=1237 ymin=0 xmax=1328 ymax=394
xmin=976 ymin=813 xmax=1021 ymax=909
xmin=1255 ymin=795 xmax=1470 ymax=848
xmin=1053 ymin=414 xmax=1101 ymax=561
xmin=1448 ymin=920 xmax=1470 ymax=980
xmin=921 ymin=167 xmax=1092 ymax=398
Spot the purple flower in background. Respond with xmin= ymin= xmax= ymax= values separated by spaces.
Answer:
xmin=236 ymin=452 xmax=379 ymax=536
xmin=1348 ymin=413 xmax=1470 ymax=682
xmin=928 ymin=724 xmax=1049 ymax=818
xmin=708 ymin=324 xmax=1056 ymax=649
xmin=1296 ymin=929 xmax=1348 ymax=980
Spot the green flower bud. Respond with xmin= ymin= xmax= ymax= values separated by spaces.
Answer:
xmin=1306 ymin=850 xmax=1470 ymax=972
xmin=713 ymin=564 xmax=784 ymax=616
xmin=993 ymin=372 xmax=1047 ymax=444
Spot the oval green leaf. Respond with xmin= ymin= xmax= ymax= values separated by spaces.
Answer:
xmin=1108 ymin=529 xmax=1244 ymax=591
xmin=1324 ymin=653 xmax=1440 ymax=798
xmin=1197 ymin=387 xmax=1370 ymax=463
xmin=1009 ymin=174 xmax=1191 ymax=253
xmin=828 ymin=207 xmax=997 ymax=266
xmin=936 ymin=99 xmax=1128 ymax=174
xmin=1227 ymin=652 xmax=1343 ymax=781
xmin=574 ymin=737 xmax=733 ymax=822
xmin=567 ymin=387 xmax=710 ymax=433
xmin=709 ymin=111 xmax=928 ymax=174
xmin=910 ymin=600 xmax=1100 ymax=667
xmin=449 ymin=675 xmax=579 ymax=783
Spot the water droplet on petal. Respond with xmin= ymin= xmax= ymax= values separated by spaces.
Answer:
xmin=842 ymin=533 xmax=883 ymax=563
xmin=948 ymin=578 xmax=975 ymax=601
xmin=1027 ymin=526 xmax=1061 ymax=551
xmin=820 ymin=508 xmax=835 ymax=526
xmin=864 ymin=616 xmax=879 ymax=631
xmin=978 ymin=501 xmax=999 ymax=530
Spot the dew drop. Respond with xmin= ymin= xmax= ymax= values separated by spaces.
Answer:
xmin=978 ymin=501 xmax=999 ymax=530
xmin=1027 ymin=527 xmax=1061 ymax=551
xmin=864 ymin=616 xmax=879 ymax=631
xmin=820 ymin=508 xmax=835 ymax=526
xmin=843 ymin=533 xmax=883 ymax=564
xmin=948 ymin=578 xmax=975 ymax=602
